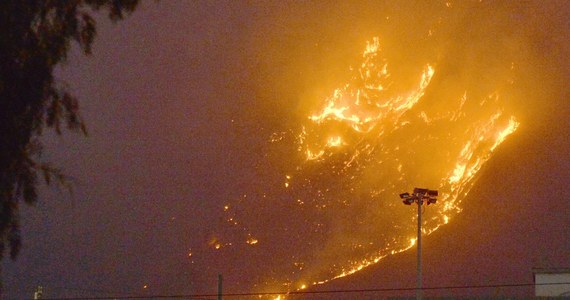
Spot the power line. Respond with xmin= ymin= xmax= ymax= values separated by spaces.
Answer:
xmin=32 ymin=281 xmax=570 ymax=300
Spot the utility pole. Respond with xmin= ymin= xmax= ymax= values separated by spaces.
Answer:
xmin=400 ymin=188 xmax=438 ymax=300
xmin=217 ymin=274 xmax=223 ymax=300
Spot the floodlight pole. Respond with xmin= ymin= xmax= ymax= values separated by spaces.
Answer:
xmin=400 ymin=188 xmax=437 ymax=300
xmin=416 ymin=196 xmax=422 ymax=300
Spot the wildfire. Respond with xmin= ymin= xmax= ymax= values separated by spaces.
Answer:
xmin=214 ymin=36 xmax=519 ymax=296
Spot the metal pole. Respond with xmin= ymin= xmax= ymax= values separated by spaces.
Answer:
xmin=218 ymin=274 xmax=223 ymax=300
xmin=416 ymin=198 xmax=422 ymax=300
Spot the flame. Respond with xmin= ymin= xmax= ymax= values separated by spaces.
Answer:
xmin=326 ymin=136 xmax=344 ymax=148
xmin=247 ymin=236 xmax=259 ymax=245
xmin=305 ymin=43 xmax=435 ymax=139
xmin=305 ymin=148 xmax=325 ymax=161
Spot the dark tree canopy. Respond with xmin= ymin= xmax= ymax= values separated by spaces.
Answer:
xmin=0 ymin=0 xmax=140 ymax=260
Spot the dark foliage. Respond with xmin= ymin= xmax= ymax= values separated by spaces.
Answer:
xmin=0 ymin=0 xmax=139 ymax=260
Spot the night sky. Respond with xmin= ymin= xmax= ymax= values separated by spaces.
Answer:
xmin=4 ymin=1 xmax=570 ymax=299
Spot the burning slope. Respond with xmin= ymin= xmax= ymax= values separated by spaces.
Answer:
xmin=206 ymin=35 xmax=519 ymax=295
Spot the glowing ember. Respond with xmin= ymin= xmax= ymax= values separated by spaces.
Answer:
xmin=246 ymin=236 xmax=259 ymax=245
xmin=210 ymin=36 xmax=519 ymax=295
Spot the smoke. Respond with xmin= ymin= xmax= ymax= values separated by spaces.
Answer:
xmin=192 ymin=0 xmax=569 ymax=295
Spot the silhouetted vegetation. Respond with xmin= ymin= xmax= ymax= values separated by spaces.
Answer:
xmin=0 ymin=0 xmax=140 ymax=260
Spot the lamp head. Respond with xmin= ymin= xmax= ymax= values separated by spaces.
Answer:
xmin=413 ymin=188 xmax=428 ymax=195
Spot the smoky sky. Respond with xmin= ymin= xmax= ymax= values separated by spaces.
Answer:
xmin=3 ymin=1 xmax=569 ymax=299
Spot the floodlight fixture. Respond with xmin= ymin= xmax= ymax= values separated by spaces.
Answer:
xmin=413 ymin=188 xmax=428 ymax=195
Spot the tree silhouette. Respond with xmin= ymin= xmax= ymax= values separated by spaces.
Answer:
xmin=0 ymin=0 xmax=140 ymax=260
